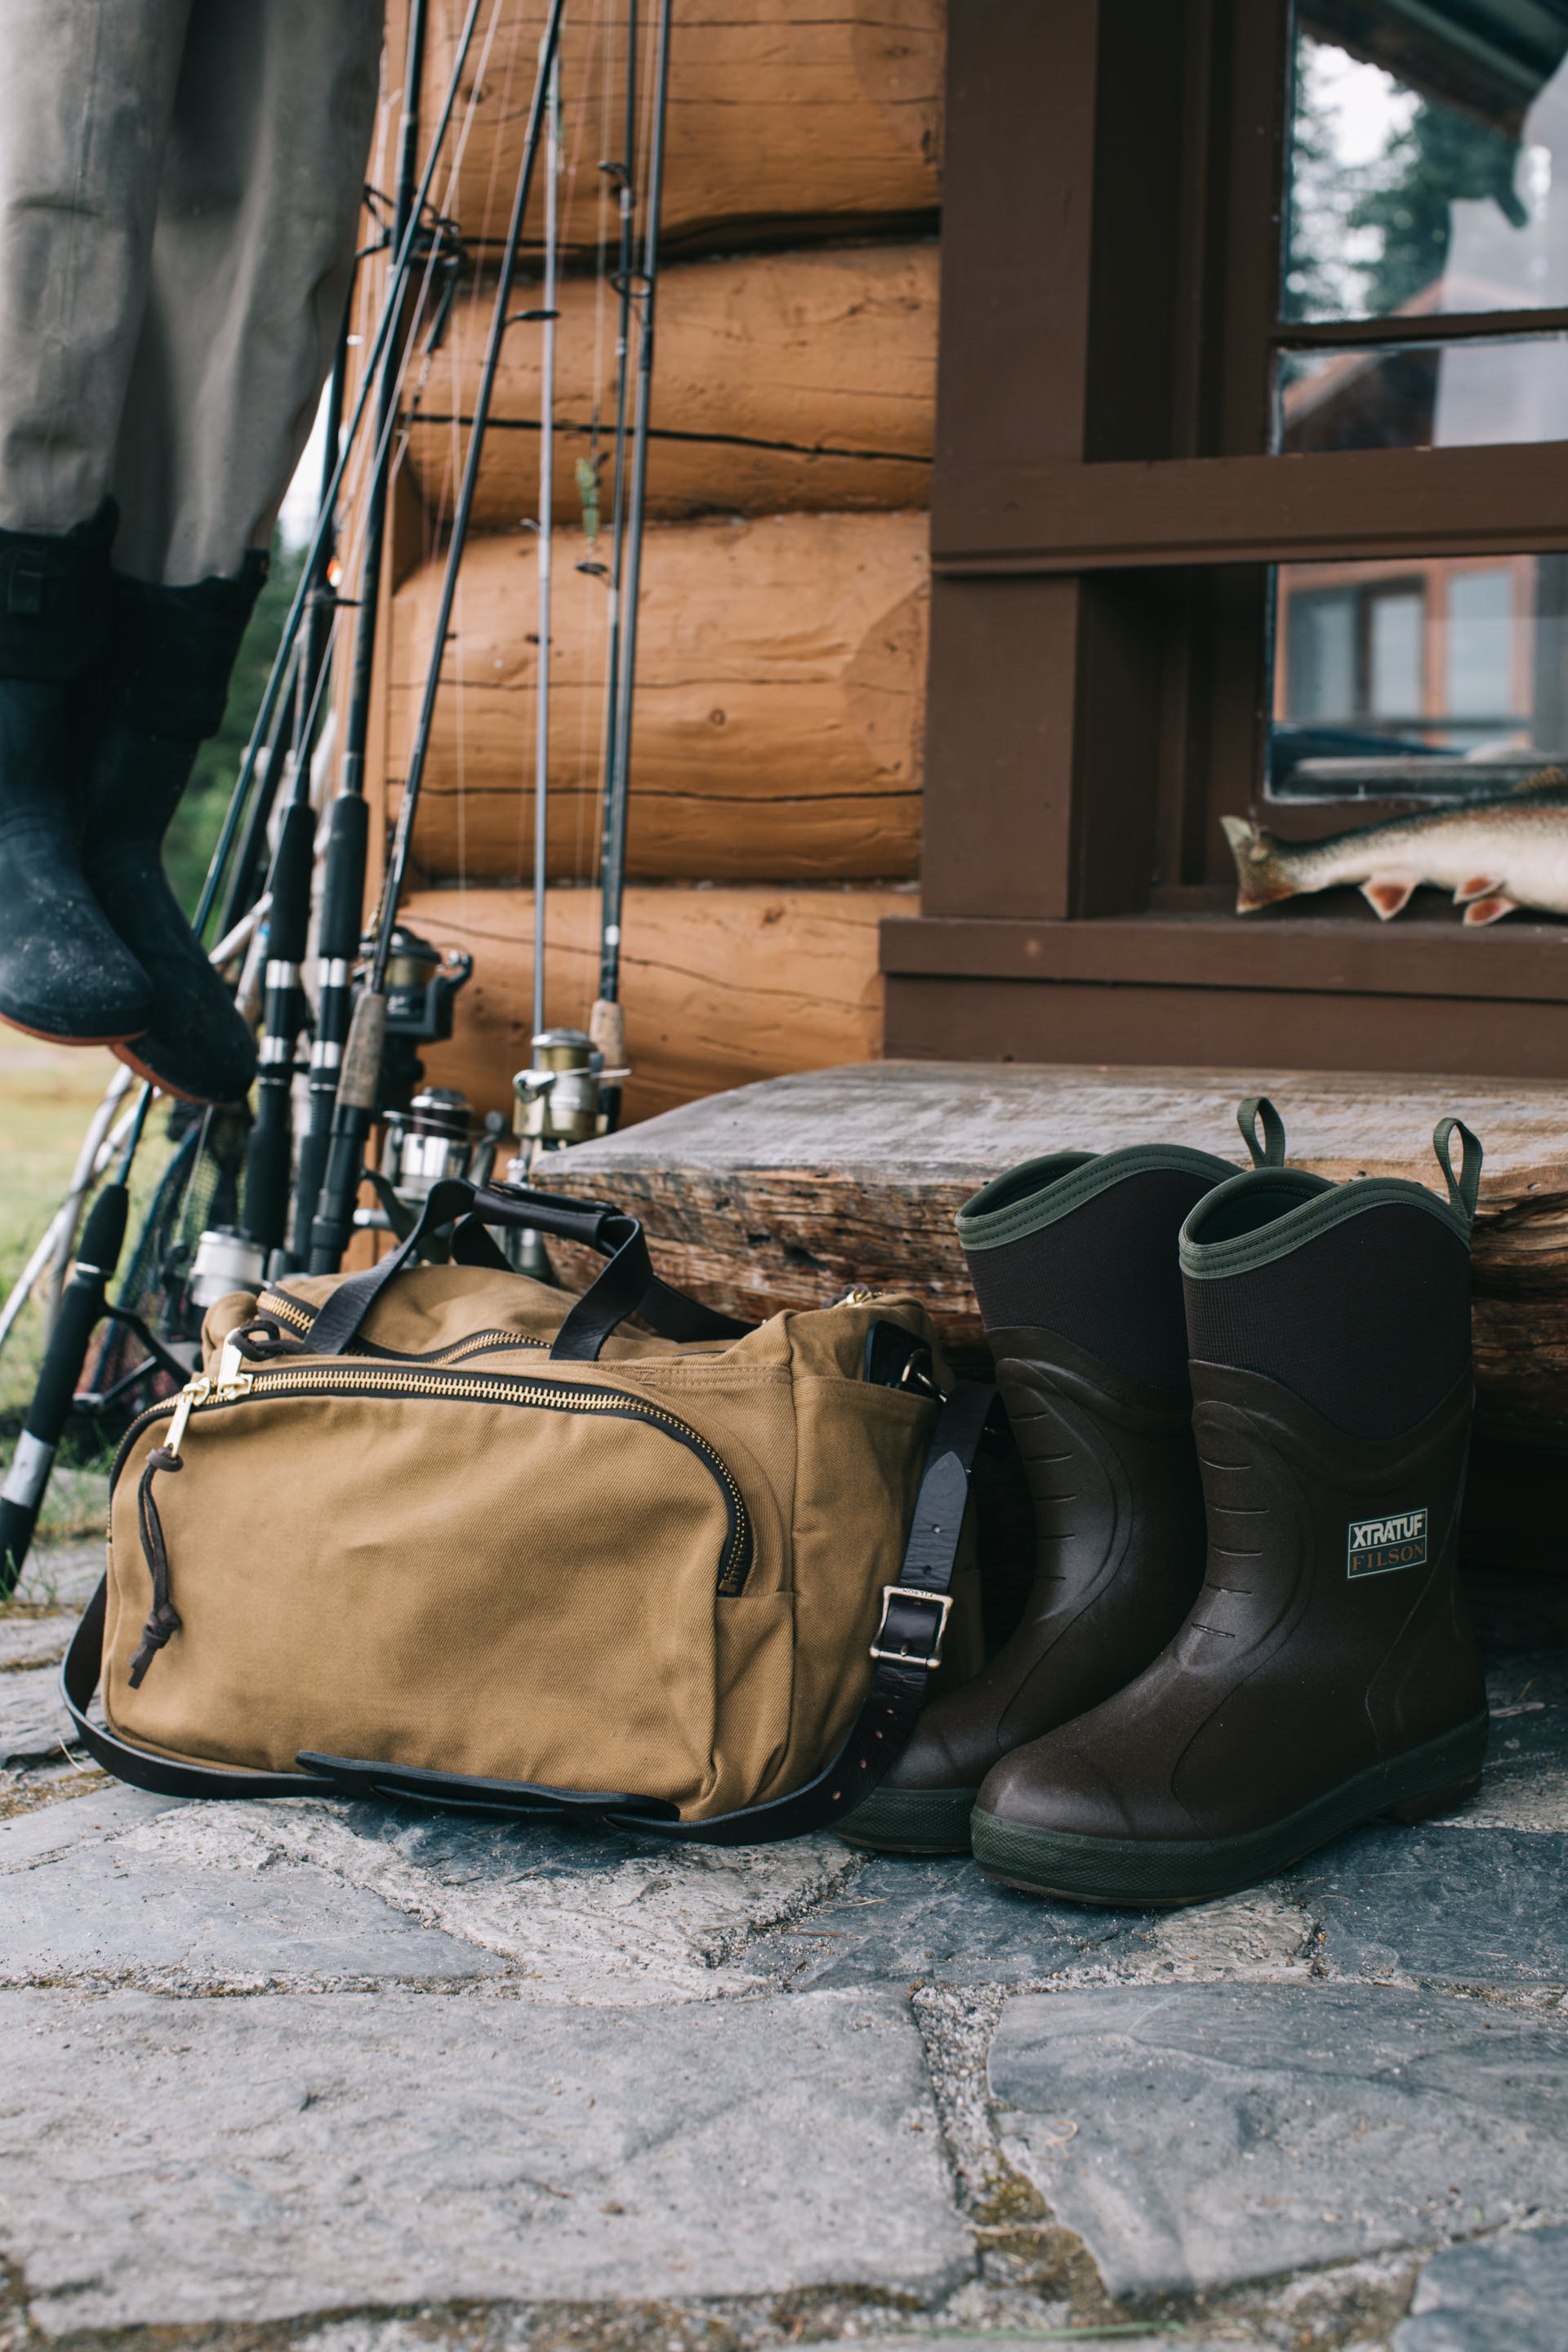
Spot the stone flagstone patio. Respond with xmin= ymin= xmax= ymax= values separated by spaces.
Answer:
xmin=2 ymin=1527 xmax=1566 ymax=2352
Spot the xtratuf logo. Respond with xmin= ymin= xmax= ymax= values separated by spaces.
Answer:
xmin=1347 ymin=1508 xmax=1428 ymax=1579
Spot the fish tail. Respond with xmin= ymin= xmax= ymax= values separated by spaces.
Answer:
xmin=1221 ymin=814 xmax=1299 ymax=912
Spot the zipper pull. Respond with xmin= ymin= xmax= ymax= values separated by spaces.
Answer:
xmin=215 ymin=1334 xmax=256 ymax=1395
xmin=164 ymin=1377 xmax=211 ymax=1461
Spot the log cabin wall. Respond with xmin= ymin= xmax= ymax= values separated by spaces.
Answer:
xmin=368 ymin=1 xmax=942 ymax=1125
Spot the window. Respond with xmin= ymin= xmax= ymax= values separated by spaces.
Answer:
xmin=899 ymin=1 xmax=1568 ymax=1082
xmin=1271 ymin=556 xmax=1557 ymax=791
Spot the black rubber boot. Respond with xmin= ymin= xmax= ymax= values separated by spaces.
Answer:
xmin=839 ymin=1131 xmax=1239 ymax=1855
xmin=971 ymin=1114 xmax=1489 ymax=1909
xmin=0 ymin=506 xmax=156 ymax=1045
xmin=81 ymin=555 xmax=268 ymax=1103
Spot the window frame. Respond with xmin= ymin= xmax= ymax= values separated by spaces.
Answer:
xmin=884 ymin=0 xmax=1568 ymax=1080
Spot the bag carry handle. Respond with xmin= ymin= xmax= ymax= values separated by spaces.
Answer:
xmin=306 ymin=1176 xmax=752 ymax=1361
xmin=59 ymin=1381 xmax=1002 ymax=1846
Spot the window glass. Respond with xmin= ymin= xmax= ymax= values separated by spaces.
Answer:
xmin=1274 ymin=333 xmax=1568 ymax=450
xmin=1268 ymin=554 xmax=1566 ymax=794
xmin=1284 ymin=3 xmax=1568 ymax=323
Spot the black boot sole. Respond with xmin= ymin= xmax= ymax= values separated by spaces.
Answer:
xmin=970 ymin=1712 xmax=1489 ymax=1909
xmin=836 ymin=1785 xmax=980 ymax=1855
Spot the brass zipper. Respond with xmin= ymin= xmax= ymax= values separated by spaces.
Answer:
xmin=259 ymin=1287 xmax=546 ymax=1366
xmin=114 ymin=1361 xmax=752 ymax=1596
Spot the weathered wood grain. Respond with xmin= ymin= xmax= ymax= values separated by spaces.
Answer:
xmin=404 ymin=243 xmax=938 ymax=528
xmin=543 ymin=1061 xmax=1568 ymax=1439
xmin=400 ymin=884 xmax=911 ymax=1125
xmin=403 ymin=0 xmax=942 ymax=256
xmin=389 ymin=513 xmax=928 ymax=881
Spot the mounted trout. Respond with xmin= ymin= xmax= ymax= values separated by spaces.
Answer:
xmin=1222 ymin=784 xmax=1568 ymax=925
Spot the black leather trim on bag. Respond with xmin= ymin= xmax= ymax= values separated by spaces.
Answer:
xmin=307 ymin=1178 xmax=752 ymax=1363
xmin=59 ymin=1381 xmax=1000 ymax=1844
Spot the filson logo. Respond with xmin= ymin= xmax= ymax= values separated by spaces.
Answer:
xmin=1347 ymin=1508 xmax=1428 ymax=1579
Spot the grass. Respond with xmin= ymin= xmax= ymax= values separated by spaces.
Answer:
xmin=0 ymin=1034 xmax=181 ymax=1490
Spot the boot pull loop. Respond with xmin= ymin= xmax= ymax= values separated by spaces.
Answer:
xmin=1237 ymin=1096 xmax=1287 ymax=1169
xmin=1433 ymin=1117 xmax=1483 ymax=1225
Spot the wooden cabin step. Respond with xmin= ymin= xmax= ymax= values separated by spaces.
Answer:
xmin=543 ymin=1061 xmax=1568 ymax=1478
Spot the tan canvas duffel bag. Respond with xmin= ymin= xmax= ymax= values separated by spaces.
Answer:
xmin=62 ymin=1179 xmax=997 ymax=1843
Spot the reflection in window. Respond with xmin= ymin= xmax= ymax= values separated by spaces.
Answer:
xmin=1284 ymin=4 xmax=1568 ymax=323
xmin=1274 ymin=334 xmax=1568 ymax=451
xmin=1268 ymin=555 xmax=1568 ymax=795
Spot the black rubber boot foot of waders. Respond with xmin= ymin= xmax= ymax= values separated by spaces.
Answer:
xmin=0 ymin=508 xmax=155 ymax=1045
xmin=82 ymin=560 xmax=267 ymax=1104
xmin=836 ymin=1784 xmax=980 ymax=1855
xmin=971 ymin=1713 xmax=1487 ymax=1909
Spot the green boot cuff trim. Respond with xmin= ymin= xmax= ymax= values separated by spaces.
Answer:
xmin=956 ymin=1143 xmax=1238 ymax=1253
xmin=1180 ymin=1167 xmax=1471 ymax=1281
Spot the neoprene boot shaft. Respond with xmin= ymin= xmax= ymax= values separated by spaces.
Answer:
xmin=82 ymin=558 xmax=267 ymax=1102
xmin=0 ymin=504 xmax=154 ymax=1045
xmin=839 ymin=1138 xmax=1236 ymax=1852
xmin=973 ymin=1114 xmax=1488 ymax=1907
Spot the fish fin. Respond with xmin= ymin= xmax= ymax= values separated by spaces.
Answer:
xmin=1454 ymin=874 xmax=1504 ymax=905
xmin=1221 ymin=813 xmax=1297 ymax=912
xmin=1361 ymin=876 xmax=1419 ymax=920
xmin=1462 ymin=894 xmax=1518 ymax=926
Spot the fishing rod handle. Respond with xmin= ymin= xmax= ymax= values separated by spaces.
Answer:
xmin=292 ymin=793 xmax=372 ymax=1262
xmin=306 ymin=991 xmax=388 ymax=1273
xmin=318 ymin=791 xmax=370 ymax=964
xmin=307 ymin=1107 xmax=377 ymax=1276
xmin=0 ymin=1184 xmax=128 ymax=1595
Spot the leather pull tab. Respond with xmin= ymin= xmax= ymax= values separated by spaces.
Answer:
xmin=1237 ymin=1095 xmax=1286 ymax=1168
xmin=1433 ymin=1117 xmax=1483 ymax=1223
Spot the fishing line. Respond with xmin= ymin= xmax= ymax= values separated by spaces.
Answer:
xmin=593 ymin=0 xmax=670 ymax=1123
xmin=308 ymin=0 xmax=569 ymax=1276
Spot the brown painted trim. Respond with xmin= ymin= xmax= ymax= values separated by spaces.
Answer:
xmin=880 ymin=911 xmax=1568 ymax=1004
xmin=1276 ymin=306 xmax=1568 ymax=350
xmin=932 ymin=443 xmax=1568 ymax=572
xmin=883 ymin=971 xmax=1568 ymax=1082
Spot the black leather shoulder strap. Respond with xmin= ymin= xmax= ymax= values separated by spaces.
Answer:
xmin=60 ymin=1382 xmax=1000 ymax=1838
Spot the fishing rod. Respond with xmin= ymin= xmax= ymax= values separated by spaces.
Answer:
xmin=0 ymin=1088 xmax=185 ymax=1597
xmin=592 ymin=0 xmax=673 ymax=1130
xmin=532 ymin=43 xmax=563 ymax=1040
xmin=238 ymin=292 xmax=359 ymax=1283
xmin=310 ymin=0 xmax=569 ymax=1276
xmin=585 ymin=0 xmax=639 ymax=1098
xmin=291 ymin=0 xmax=434 ymax=1267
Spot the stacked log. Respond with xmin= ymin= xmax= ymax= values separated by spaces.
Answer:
xmin=408 ymin=1 xmax=942 ymax=256
xmin=376 ymin=0 xmax=942 ymax=1116
xmin=390 ymin=513 xmax=928 ymax=881
xmin=403 ymin=243 xmax=938 ymax=528
xmin=399 ymin=884 xmax=913 ymax=1126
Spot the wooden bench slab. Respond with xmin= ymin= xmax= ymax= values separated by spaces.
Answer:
xmin=550 ymin=1061 xmax=1568 ymax=1448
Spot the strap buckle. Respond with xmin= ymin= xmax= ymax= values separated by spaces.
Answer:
xmin=870 ymin=1584 xmax=953 ymax=1670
